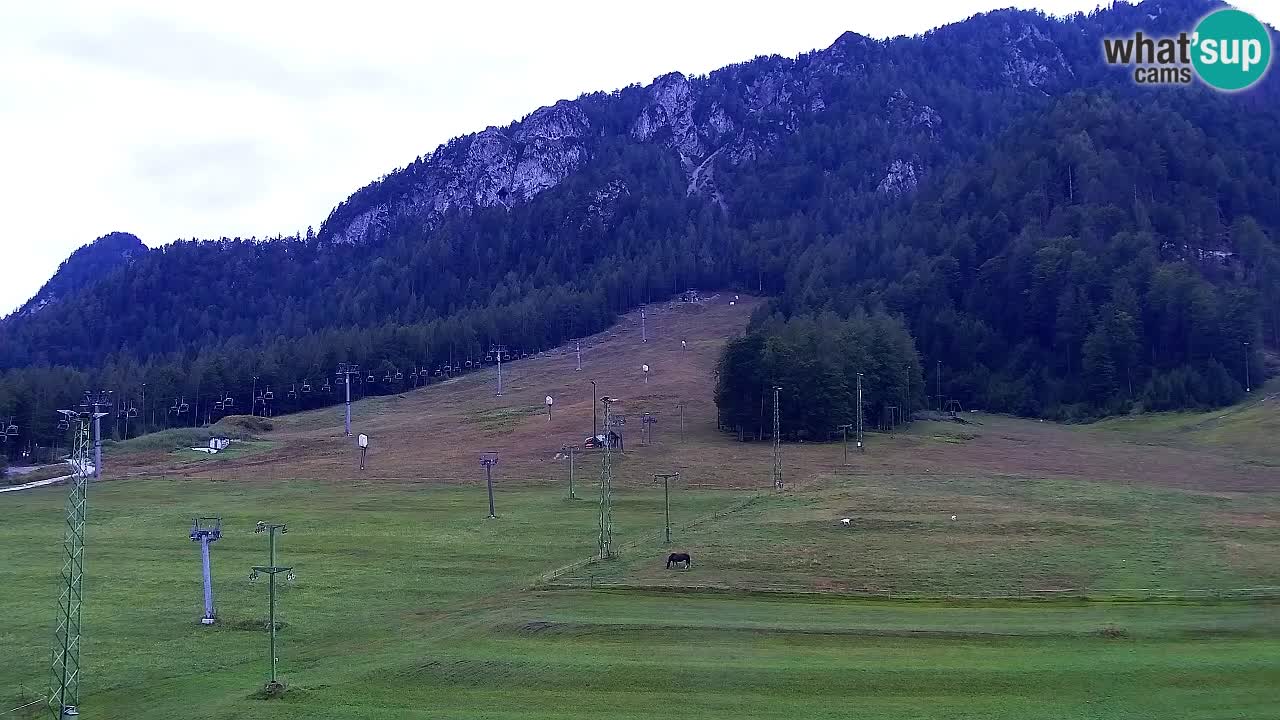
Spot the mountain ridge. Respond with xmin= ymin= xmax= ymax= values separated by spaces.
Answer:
xmin=2 ymin=0 xmax=1277 ymax=454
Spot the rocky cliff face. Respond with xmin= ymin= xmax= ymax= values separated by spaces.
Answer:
xmin=324 ymin=101 xmax=592 ymax=244
xmin=316 ymin=3 xmax=1180 ymax=246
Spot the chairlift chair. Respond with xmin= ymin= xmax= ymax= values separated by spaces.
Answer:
xmin=288 ymin=384 xmax=297 ymax=399
xmin=484 ymin=352 xmax=494 ymax=362
xmin=464 ymin=360 xmax=473 ymax=369
xmin=57 ymin=420 xmax=70 ymax=431
xmin=301 ymin=381 xmax=312 ymax=393
xmin=214 ymin=401 xmax=225 ymax=412
xmin=264 ymin=389 xmax=275 ymax=401
xmin=223 ymin=395 xmax=235 ymax=408
xmin=394 ymin=371 xmax=403 ymax=381
xmin=434 ymin=368 xmax=442 ymax=377
xmin=178 ymin=399 xmax=190 ymax=413
xmin=366 ymin=373 xmax=376 ymax=383
xmin=5 ymin=423 xmax=18 ymax=437
xmin=322 ymin=380 xmax=332 ymax=393
xmin=443 ymin=364 xmax=453 ymax=374
xmin=128 ymin=406 xmax=139 ymax=418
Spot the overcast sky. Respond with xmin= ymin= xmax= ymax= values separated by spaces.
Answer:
xmin=2 ymin=0 xmax=1276 ymax=316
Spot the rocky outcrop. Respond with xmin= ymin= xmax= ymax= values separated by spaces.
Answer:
xmin=318 ymin=9 xmax=1088 ymax=245
xmin=324 ymin=102 xmax=590 ymax=244
xmin=876 ymin=159 xmax=920 ymax=197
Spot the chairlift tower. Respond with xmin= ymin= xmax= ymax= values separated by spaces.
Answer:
xmin=490 ymin=345 xmax=509 ymax=396
xmin=641 ymin=413 xmax=657 ymax=445
xmin=336 ymin=363 xmax=360 ymax=437
xmin=189 ymin=517 xmax=222 ymax=625
xmin=772 ymin=386 xmax=783 ymax=490
xmin=49 ymin=393 xmax=108 ymax=719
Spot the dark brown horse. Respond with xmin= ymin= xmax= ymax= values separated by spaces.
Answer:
xmin=666 ymin=552 xmax=691 ymax=569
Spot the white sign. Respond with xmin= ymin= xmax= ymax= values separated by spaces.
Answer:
xmin=358 ymin=434 xmax=369 ymax=448
xmin=545 ymin=395 xmax=554 ymax=406
xmin=642 ymin=364 xmax=649 ymax=372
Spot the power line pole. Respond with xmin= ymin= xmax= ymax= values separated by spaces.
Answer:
xmin=837 ymin=424 xmax=852 ymax=464
xmin=49 ymin=395 xmax=106 ymax=720
xmin=576 ymin=341 xmax=582 ymax=371
xmin=590 ymin=380 xmax=598 ymax=438
xmin=1244 ymin=341 xmax=1251 ymax=392
xmin=904 ymin=364 xmax=911 ymax=426
xmin=653 ymin=472 xmax=680 ymax=544
xmin=676 ymin=402 xmax=685 ymax=443
xmin=561 ymin=445 xmax=578 ymax=499
xmin=336 ymin=364 xmax=360 ymax=437
xmin=250 ymin=375 xmax=259 ymax=417
xmin=641 ymin=306 xmax=647 ymax=344
xmin=856 ymin=373 xmax=865 ymax=454
xmin=249 ymin=522 xmax=294 ymax=695
xmin=480 ymin=452 xmax=499 ymax=519
xmin=936 ymin=361 xmax=942 ymax=412
xmin=772 ymin=386 xmax=783 ymax=490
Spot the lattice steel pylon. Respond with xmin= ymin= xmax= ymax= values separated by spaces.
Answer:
xmin=50 ymin=401 xmax=103 ymax=719
xmin=598 ymin=397 xmax=618 ymax=559
xmin=597 ymin=449 xmax=614 ymax=559
xmin=772 ymin=386 xmax=783 ymax=490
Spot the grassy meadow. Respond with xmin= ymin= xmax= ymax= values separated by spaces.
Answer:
xmin=2 ymin=474 xmax=1277 ymax=719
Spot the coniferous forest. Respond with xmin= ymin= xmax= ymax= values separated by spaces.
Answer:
xmin=1 ymin=0 xmax=1278 ymax=463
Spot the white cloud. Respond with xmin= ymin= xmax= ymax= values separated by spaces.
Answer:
xmin=1 ymin=0 xmax=1276 ymax=315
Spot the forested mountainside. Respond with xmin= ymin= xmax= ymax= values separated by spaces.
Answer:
xmin=1 ymin=0 xmax=1277 ymax=457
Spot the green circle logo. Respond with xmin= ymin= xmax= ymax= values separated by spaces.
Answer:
xmin=1192 ymin=9 xmax=1272 ymax=91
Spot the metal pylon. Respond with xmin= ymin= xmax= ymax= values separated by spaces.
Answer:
xmin=51 ymin=417 xmax=91 ymax=718
xmin=772 ymin=386 xmax=783 ymax=490
xmin=597 ymin=447 xmax=614 ymax=560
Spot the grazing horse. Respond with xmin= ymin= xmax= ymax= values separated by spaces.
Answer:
xmin=666 ymin=552 xmax=691 ymax=569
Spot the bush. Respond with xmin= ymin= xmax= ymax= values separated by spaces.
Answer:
xmin=216 ymin=415 xmax=274 ymax=433
xmin=111 ymin=426 xmax=258 ymax=455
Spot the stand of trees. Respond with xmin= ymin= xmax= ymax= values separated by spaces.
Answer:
xmin=716 ymin=311 xmax=923 ymax=439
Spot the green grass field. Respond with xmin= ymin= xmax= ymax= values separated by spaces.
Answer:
xmin=3 ymin=475 xmax=1278 ymax=719
xmin=560 ymin=473 xmax=1280 ymax=596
